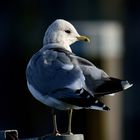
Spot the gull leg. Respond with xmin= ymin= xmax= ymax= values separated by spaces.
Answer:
xmin=67 ymin=109 xmax=73 ymax=135
xmin=52 ymin=109 xmax=61 ymax=136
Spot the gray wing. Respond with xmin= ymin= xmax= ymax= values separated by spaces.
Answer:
xmin=70 ymin=55 xmax=132 ymax=96
xmin=26 ymin=49 xmax=85 ymax=96
xmin=26 ymin=48 xmax=111 ymax=111
xmin=26 ymin=47 xmax=132 ymax=110
xmin=70 ymin=55 xmax=109 ymax=94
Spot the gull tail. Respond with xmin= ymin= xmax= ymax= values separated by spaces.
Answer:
xmin=88 ymin=100 xmax=110 ymax=111
xmin=55 ymin=88 xmax=110 ymax=111
xmin=94 ymin=77 xmax=133 ymax=96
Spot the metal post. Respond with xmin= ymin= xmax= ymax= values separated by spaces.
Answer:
xmin=41 ymin=134 xmax=84 ymax=140
xmin=0 ymin=130 xmax=18 ymax=140
xmin=0 ymin=130 xmax=84 ymax=140
xmin=22 ymin=134 xmax=84 ymax=140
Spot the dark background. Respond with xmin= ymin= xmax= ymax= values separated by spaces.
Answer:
xmin=0 ymin=0 xmax=139 ymax=140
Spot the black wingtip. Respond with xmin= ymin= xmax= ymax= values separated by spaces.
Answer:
xmin=94 ymin=77 xmax=133 ymax=96
xmin=88 ymin=99 xmax=110 ymax=111
xmin=103 ymin=105 xmax=110 ymax=111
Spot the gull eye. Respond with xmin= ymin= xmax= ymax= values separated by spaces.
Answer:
xmin=65 ymin=30 xmax=71 ymax=34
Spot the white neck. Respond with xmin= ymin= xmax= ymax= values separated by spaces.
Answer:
xmin=43 ymin=43 xmax=72 ymax=52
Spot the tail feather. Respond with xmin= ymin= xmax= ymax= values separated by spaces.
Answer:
xmin=56 ymin=88 xmax=110 ymax=111
xmin=88 ymin=100 xmax=110 ymax=111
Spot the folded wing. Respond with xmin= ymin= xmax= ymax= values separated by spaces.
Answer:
xmin=70 ymin=54 xmax=133 ymax=97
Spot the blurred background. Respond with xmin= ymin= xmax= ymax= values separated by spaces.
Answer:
xmin=0 ymin=0 xmax=139 ymax=140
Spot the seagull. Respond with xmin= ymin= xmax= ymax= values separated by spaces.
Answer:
xmin=26 ymin=19 xmax=133 ymax=135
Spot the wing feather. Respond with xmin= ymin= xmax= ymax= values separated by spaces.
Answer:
xmin=26 ymin=48 xmax=85 ymax=95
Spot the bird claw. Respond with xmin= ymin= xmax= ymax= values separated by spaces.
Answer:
xmin=53 ymin=130 xmax=61 ymax=136
xmin=45 ymin=132 xmax=61 ymax=137
xmin=55 ymin=132 xmax=61 ymax=136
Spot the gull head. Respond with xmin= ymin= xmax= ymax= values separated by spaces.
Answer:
xmin=43 ymin=19 xmax=90 ymax=51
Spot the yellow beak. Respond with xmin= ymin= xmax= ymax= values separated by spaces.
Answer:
xmin=76 ymin=35 xmax=90 ymax=42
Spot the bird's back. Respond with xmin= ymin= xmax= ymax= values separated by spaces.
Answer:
xmin=26 ymin=46 xmax=85 ymax=96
